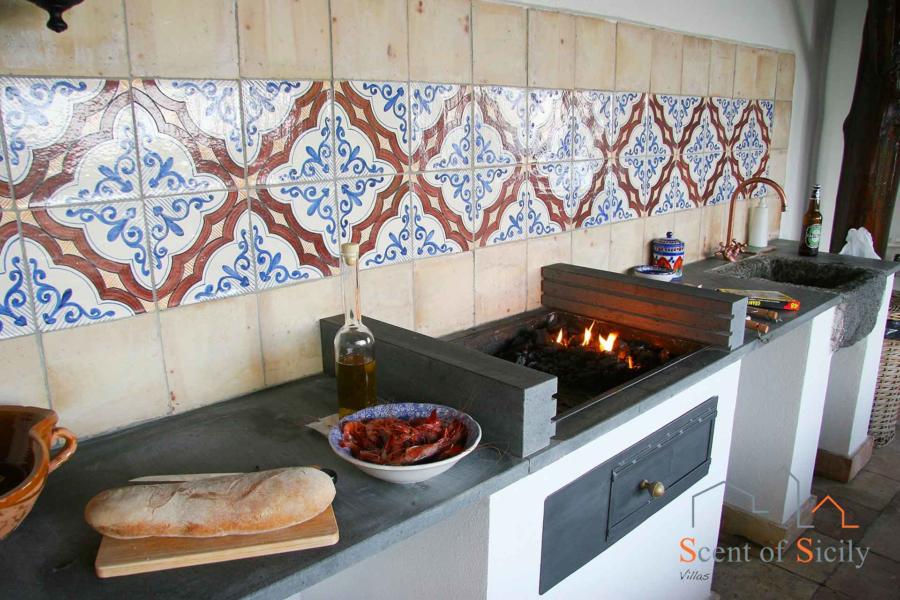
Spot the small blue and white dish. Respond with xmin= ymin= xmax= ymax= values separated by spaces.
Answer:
xmin=632 ymin=265 xmax=678 ymax=282
xmin=328 ymin=403 xmax=482 ymax=484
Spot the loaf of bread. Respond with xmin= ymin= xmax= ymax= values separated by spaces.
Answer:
xmin=84 ymin=467 xmax=335 ymax=539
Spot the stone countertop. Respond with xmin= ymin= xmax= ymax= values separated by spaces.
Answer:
xmin=2 ymin=375 xmax=527 ymax=600
xmin=6 ymin=240 xmax=895 ymax=598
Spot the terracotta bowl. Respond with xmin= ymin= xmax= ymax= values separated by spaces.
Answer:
xmin=0 ymin=406 xmax=77 ymax=539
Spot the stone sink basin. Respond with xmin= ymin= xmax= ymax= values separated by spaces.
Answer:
xmin=710 ymin=255 xmax=885 ymax=348
xmin=711 ymin=255 xmax=873 ymax=291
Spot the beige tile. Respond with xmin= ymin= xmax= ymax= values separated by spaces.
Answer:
xmin=414 ymin=253 xmax=474 ymax=336
xmin=528 ymin=9 xmax=575 ymax=89
xmin=331 ymin=0 xmax=408 ymax=81
xmin=360 ymin=261 xmax=414 ymax=330
xmin=258 ymin=277 xmax=341 ymax=387
xmin=733 ymin=45 xmax=757 ymax=99
xmin=237 ymin=0 xmax=331 ymax=79
xmin=650 ymin=30 xmax=683 ymax=94
xmin=473 ymin=0 xmax=527 ymax=86
xmin=709 ymin=40 xmax=735 ymax=98
xmin=615 ymin=23 xmax=652 ymax=92
xmin=575 ymin=16 xmax=616 ymax=90
xmin=526 ymin=233 xmax=572 ymax=309
xmin=701 ymin=203 xmax=727 ymax=257
xmin=731 ymin=199 xmax=750 ymax=244
xmin=768 ymin=148 xmax=788 ymax=189
xmin=681 ymin=36 xmax=711 ymax=96
xmin=160 ymin=295 xmax=264 ymax=414
xmin=126 ymin=0 xmax=238 ymax=78
xmin=410 ymin=0 xmax=471 ymax=83
xmin=772 ymin=101 xmax=792 ymax=150
xmin=0 ymin=335 xmax=48 ymax=408
xmin=755 ymin=48 xmax=777 ymax=99
xmin=43 ymin=315 xmax=168 ymax=437
xmin=674 ymin=209 xmax=703 ymax=263
xmin=474 ymin=242 xmax=526 ymax=324
xmin=0 ymin=0 xmax=128 ymax=77
xmin=768 ymin=194 xmax=783 ymax=239
xmin=776 ymin=52 xmax=796 ymax=101
xmin=643 ymin=212 xmax=675 ymax=257
xmin=608 ymin=218 xmax=644 ymax=273
xmin=571 ymin=225 xmax=611 ymax=271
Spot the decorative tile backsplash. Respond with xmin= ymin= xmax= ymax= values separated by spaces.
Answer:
xmin=0 ymin=76 xmax=777 ymax=340
xmin=0 ymin=0 xmax=794 ymax=436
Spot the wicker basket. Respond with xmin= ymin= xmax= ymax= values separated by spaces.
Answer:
xmin=869 ymin=292 xmax=900 ymax=447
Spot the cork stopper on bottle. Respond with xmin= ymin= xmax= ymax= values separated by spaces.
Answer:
xmin=340 ymin=242 xmax=360 ymax=266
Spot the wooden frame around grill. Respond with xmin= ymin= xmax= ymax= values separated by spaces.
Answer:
xmin=540 ymin=264 xmax=748 ymax=351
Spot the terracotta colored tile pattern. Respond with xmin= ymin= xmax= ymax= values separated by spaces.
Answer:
xmin=0 ymin=3 xmax=791 ymax=346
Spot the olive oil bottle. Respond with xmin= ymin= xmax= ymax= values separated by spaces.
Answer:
xmin=799 ymin=185 xmax=823 ymax=256
xmin=334 ymin=243 xmax=377 ymax=417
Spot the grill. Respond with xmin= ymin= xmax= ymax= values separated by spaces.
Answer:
xmin=321 ymin=263 xmax=747 ymax=457
xmin=446 ymin=309 xmax=704 ymax=421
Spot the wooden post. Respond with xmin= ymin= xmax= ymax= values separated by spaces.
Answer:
xmin=830 ymin=0 xmax=900 ymax=256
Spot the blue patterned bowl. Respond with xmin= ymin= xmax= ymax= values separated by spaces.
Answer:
xmin=632 ymin=265 xmax=677 ymax=282
xmin=328 ymin=403 xmax=482 ymax=484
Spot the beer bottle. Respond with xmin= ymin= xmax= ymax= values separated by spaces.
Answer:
xmin=799 ymin=185 xmax=823 ymax=256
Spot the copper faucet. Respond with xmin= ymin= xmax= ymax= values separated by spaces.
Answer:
xmin=716 ymin=176 xmax=788 ymax=262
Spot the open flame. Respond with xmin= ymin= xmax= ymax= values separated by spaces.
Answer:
xmin=598 ymin=331 xmax=618 ymax=353
xmin=582 ymin=321 xmax=595 ymax=347
xmin=553 ymin=322 xmax=619 ymax=354
xmin=551 ymin=322 xmax=639 ymax=369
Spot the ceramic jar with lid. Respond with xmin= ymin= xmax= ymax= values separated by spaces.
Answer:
xmin=651 ymin=232 xmax=685 ymax=279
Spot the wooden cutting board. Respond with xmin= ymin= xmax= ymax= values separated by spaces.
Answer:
xmin=94 ymin=505 xmax=339 ymax=578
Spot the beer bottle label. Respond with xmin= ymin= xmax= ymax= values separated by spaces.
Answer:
xmin=804 ymin=224 xmax=821 ymax=248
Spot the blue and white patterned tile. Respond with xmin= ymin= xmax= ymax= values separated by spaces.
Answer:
xmin=144 ymin=190 xmax=248 ymax=306
xmin=259 ymin=177 xmax=339 ymax=260
xmin=337 ymin=174 xmax=411 ymax=269
xmin=610 ymin=92 xmax=645 ymax=154
xmin=18 ymin=206 xmax=152 ymax=332
xmin=711 ymin=97 xmax=749 ymax=150
xmin=574 ymin=165 xmax=638 ymax=227
xmin=758 ymin=99 xmax=774 ymax=133
xmin=528 ymin=163 xmax=570 ymax=236
xmin=618 ymin=103 xmax=673 ymax=214
xmin=416 ymin=169 xmax=475 ymax=239
xmin=572 ymin=90 xmax=612 ymax=162
xmin=410 ymin=173 xmax=473 ymax=256
xmin=410 ymin=83 xmax=472 ymax=172
xmin=0 ymin=78 xmax=140 ymax=208
xmin=43 ymin=201 xmax=155 ymax=293
xmin=132 ymin=79 xmax=242 ymax=197
xmin=570 ymin=159 xmax=604 ymax=227
xmin=681 ymin=152 xmax=721 ymax=205
xmin=709 ymin=160 xmax=739 ymax=206
xmin=733 ymin=102 xmax=769 ymax=183
xmin=0 ymin=213 xmax=34 ymax=339
xmin=474 ymin=86 xmax=526 ymax=167
xmin=334 ymin=81 xmax=409 ymax=176
xmin=683 ymin=101 xmax=725 ymax=159
xmin=651 ymin=94 xmax=703 ymax=151
xmin=472 ymin=165 xmax=525 ymax=246
xmin=528 ymin=89 xmax=573 ymax=163
xmin=166 ymin=204 xmax=256 ymax=306
xmin=249 ymin=199 xmax=336 ymax=290
xmin=653 ymin=168 xmax=693 ymax=215
xmin=242 ymin=80 xmax=333 ymax=185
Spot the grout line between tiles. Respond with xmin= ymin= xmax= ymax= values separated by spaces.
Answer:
xmin=121 ymin=0 xmax=175 ymax=415
xmin=232 ymin=0 xmax=268 ymax=390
